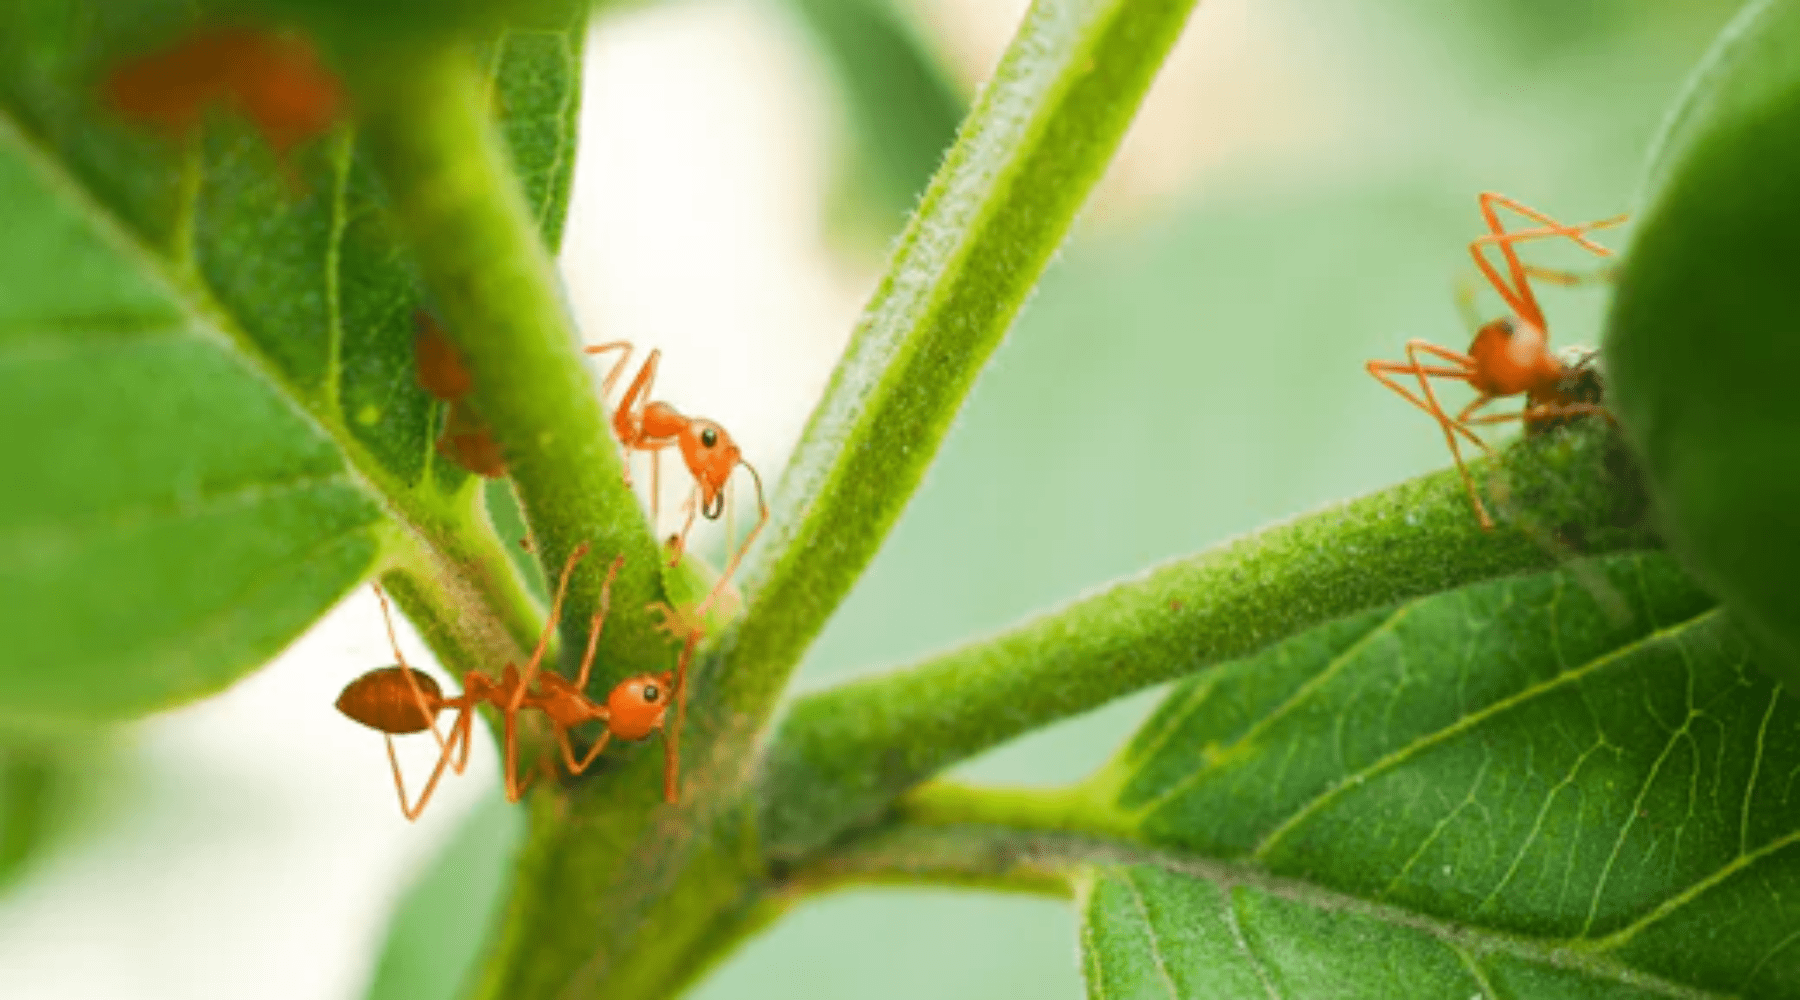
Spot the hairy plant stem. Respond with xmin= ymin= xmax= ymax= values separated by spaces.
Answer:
xmin=347 ymin=37 xmax=669 ymax=685
xmin=757 ymin=423 xmax=1659 ymax=860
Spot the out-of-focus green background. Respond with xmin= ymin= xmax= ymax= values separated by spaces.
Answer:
xmin=687 ymin=0 xmax=1738 ymax=997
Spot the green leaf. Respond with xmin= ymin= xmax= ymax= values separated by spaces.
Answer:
xmin=0 ymin=4 xmax=584 ymax=721
xmin=1077 ymin=551 xmax=1800 ymax=998
xmin=759 ymin=424 xmax=1658 ymax=861
xmin=1605 ymin=0 xmax=1800 ymax=685
xmin=783 ymin=0 xmax=965 ymax=234
xmin=1080 ymin=865 xmax=1678 ymax=1000
xmin=362 ymin=790 xmax=525 ymax=1000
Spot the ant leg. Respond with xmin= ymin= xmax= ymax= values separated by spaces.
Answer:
xmin=573 ymin=555 xmax=626 ymax=691
xmin=509 ymin=749 xmax=558 ymax=800
xmin=671 ymin=486 xmax=700 ymax=568
xmin=510 ymin=541 xmax=590 ymax=709
xmin=664 ymin=633 xmax=700 ymax=804
xmin=1471 ymin=194 xmax=1626 ymax=330
xmin=1521 ymin=262 xmax=1619 ymax=288
xmin=388 ymin=707 xmax=475 ymax=821
xmin=695 ymin=463 xmax=768 ymax=622
xmin=1453 ymin=274 xmax=1486 ymax=337
xmin=1479 ymin=193 xmax=1625 ymax=256
xmin=585 ymin=340 xmax=635 ymax=399
xmin=371 ymin=582 xmax=449 ymax=754
xmin=1365 ymin=360 xmax=1487 ymax=451
xmin=564 ymin=727 xmax=613 ymax=776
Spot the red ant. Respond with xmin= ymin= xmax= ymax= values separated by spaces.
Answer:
xmin=337 ymin=546 xmax=700 ymax=815
xmin=415 ymin=312 xmax=507 ymax=479
xmin=583 ymin=342 xmax=767 ymax=610
xmin=335 ymin=543 xmax=596 ymax=820
xmin=525 ymin=607 xmax=701 ymax=804
xmin=1366 ymin=192 xmax=1627 ymax=529
xmin=104 ymin=26 xmax=342 ymax=173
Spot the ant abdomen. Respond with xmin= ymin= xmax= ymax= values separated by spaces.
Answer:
xmin=336 ymin=666 xmax=444 ymax=735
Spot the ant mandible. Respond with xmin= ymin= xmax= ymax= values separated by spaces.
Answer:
xmin=334 ymin=543 xmax=595 ymax=820
xmin=1366 ymin=192 xmax=1627 ymax=529
xmin=583 ymin=342 xmax=768 ymax=604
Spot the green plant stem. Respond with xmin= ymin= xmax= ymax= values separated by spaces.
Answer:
xmin=719 ymin=0 xmax=1205 ymax=732
xmin=757 ymin=426 xmax=1658 ymax=860
xmin=346 ymin=38 xmax=667 ymax=683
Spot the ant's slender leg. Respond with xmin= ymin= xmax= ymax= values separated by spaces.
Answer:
xmin=1521 ymin=262 xmax=1619 ymax=288
xmin=573 ymin=556 xmax=625 ymax=691
xmin=564 ymin=728 xmax=613 ymax=776
xmin=664 ymin=635 xmax=700 ymax=804
xmin=371 ymin=582 xmax=448 ymax=754
xmin=1365 ymin=361 xmax=1487 ymax=451
xmin=510 ymin=542 xmax=589 ymax=708
xmin=389 ymin=706 xmax=475 ymax=822
xmin=586 ymin=340 xmax=634 ymax=398
xmin=1480 ymin=193 xmax=1625 ymax=256
xmin=671 ymin=487 xmax=700 ymax=568
xmin=694 ymin=463 xmax=768 ymax=622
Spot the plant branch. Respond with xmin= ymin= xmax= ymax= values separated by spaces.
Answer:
xmin=345 ymin=38 xmax=668 ymax=680
xmin=758 ymin=425 xmax=1658 ymax=860
xmin=718 ymin=0 xmax=1205 ymax=729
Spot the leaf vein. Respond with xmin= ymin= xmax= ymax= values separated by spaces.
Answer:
xmin=1250 ymin=607 xmax=1721 ymax=862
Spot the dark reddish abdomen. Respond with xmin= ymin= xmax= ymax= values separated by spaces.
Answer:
xmin=336 ymin=667 xmax=444 ymax=735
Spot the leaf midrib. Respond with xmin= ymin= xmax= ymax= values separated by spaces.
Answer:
xmin=904 ymin=826 xmax=1735 ymax=1000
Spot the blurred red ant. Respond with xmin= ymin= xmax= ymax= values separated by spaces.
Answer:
xmin=104 ymin=26 xmax=342 ymax=177
xmin=1366 ymin=192 xmax=1627 ymax=529
xmin=335 ymin=543 xmax=594 ymax=820
xmin=584 ymin=342 xmax=767 ymax=609
xmin=415 ymin=312 xmax=507 ymax=479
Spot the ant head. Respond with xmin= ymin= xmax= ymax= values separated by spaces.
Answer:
xmin=606 ymin=672 xmax=673 ymax=741
xmin=678 ymin=419 xmax=740 ymax=519
xmin=336 ymin=666 xmax=443 ymax=735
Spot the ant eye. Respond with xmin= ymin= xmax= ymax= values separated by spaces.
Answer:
xmin=642 ymin=684 xmax=661 ymax=702
xmin=700 ymin=428 xmax=718 ymax=448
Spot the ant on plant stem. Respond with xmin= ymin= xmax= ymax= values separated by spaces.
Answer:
xmin=335 ymin=543 xmax=596 ymax=820
xmin=1366 ymin=192 xmax=1627 ymax=529
xmin=526 ymin=606 xmax=701 ymax=804
xmin=583 ymin=341 xmax=768 ymax=613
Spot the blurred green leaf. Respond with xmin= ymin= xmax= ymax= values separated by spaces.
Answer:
xmin=363 ymin=790 xmax=525 ymax=1000
xmin=0 ymin=744 xmax=64 ymax=886
xmin=783 ymin=0 xmax=964 ymax=234
xmin=0 ymin=3 xmax=583 ymax=721
xmin=1606 ymin=0 xmax=1800 ymax=685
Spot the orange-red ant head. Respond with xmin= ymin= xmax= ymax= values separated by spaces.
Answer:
xmin=678 ymin=419 xmax=740 ymax=519
xmin=336 ymin=666 xmax=443 ymax=735
xmin=606 ymin=672 xmax=673 ymax=741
